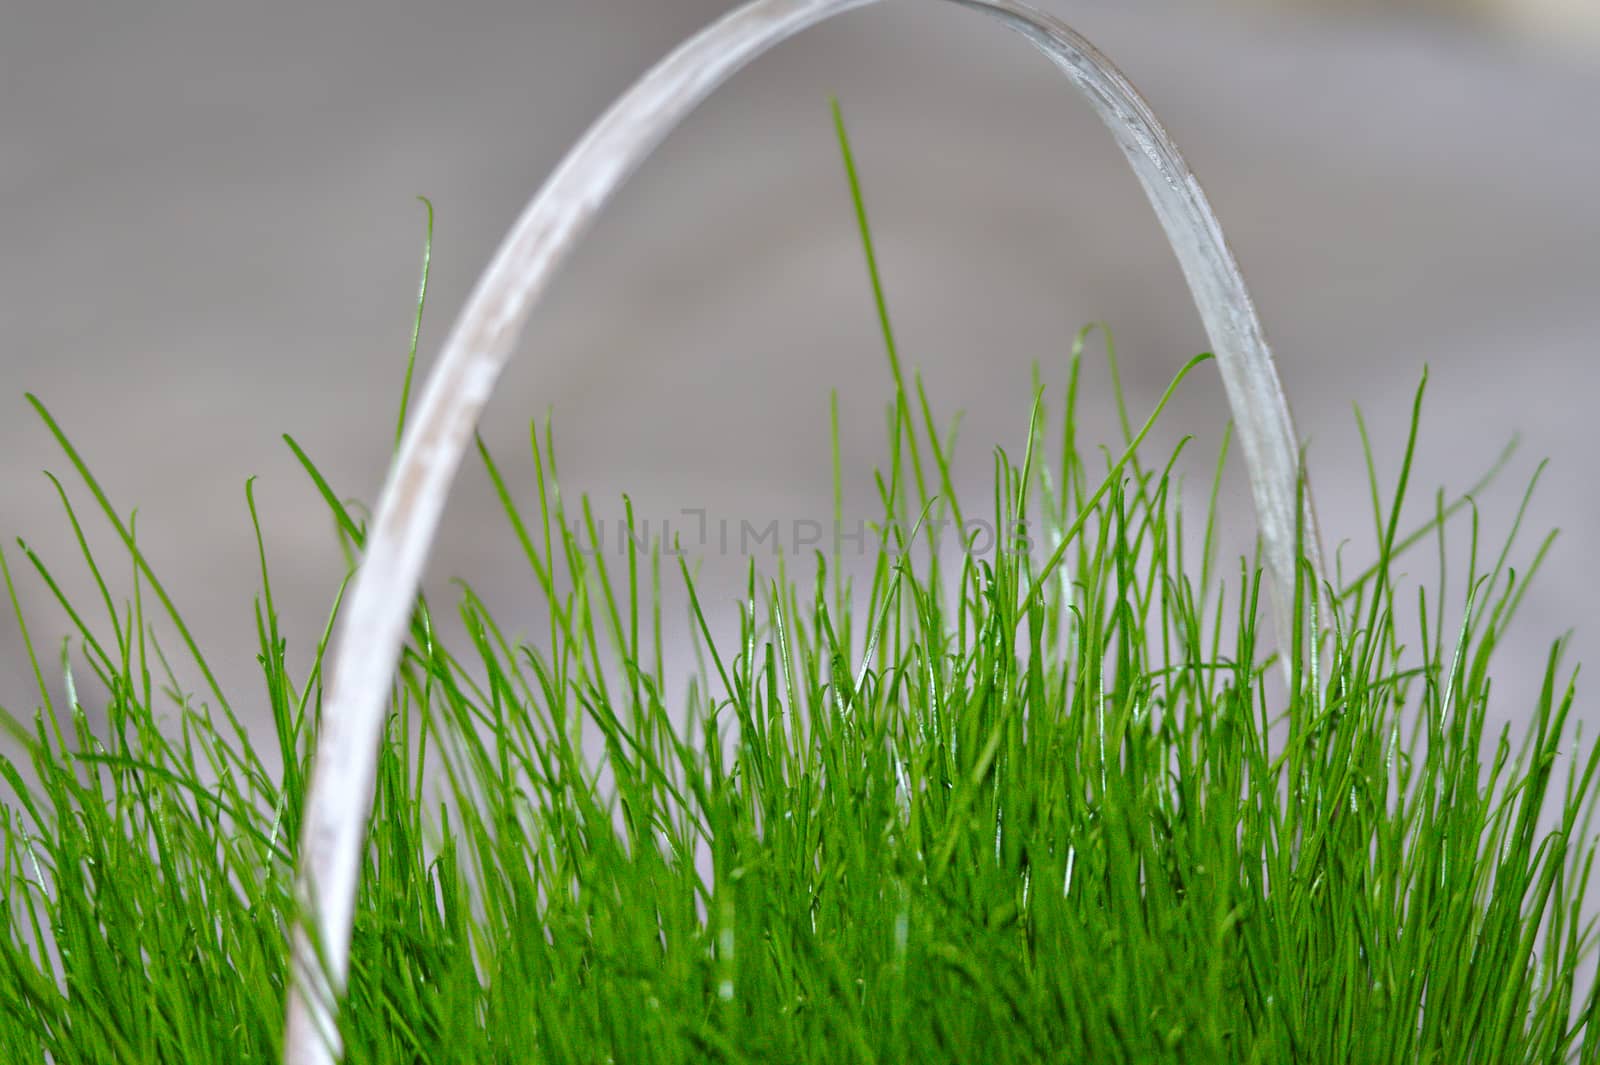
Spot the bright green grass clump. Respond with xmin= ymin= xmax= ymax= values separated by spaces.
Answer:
xmin=3 ymin=125 xmax=1599 ymax=1064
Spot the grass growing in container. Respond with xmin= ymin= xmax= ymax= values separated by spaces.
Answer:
xmin=2 ymin=127 xmax=1597 ymax=1064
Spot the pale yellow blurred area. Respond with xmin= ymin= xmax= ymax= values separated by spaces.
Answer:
xmin=1488 ymin=0 xmax=1600 ymax=50
xmin=1253 ymin=0 xmax=1600 ymax=51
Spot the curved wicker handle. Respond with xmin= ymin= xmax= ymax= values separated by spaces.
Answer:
xmin=284 ymin=2 xmax=1324 ymax=1060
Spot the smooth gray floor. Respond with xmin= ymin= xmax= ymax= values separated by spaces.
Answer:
xmin=3 ymin=1 xmax=1597 ymax=756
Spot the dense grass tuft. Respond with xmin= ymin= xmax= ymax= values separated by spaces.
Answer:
xmin=2 ymin=122 xmax=1597 ymax=1064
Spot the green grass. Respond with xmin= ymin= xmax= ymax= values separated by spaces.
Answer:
xmin=1 ymin=117 xmax=1598 ymax=1064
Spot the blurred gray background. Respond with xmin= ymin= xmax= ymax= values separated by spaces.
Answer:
xmin=2 ymin=0 xmax=1597 ymax=753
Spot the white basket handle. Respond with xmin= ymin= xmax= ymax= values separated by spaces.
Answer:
xmin=284 ymin=2 xmax=1324 ymax=1060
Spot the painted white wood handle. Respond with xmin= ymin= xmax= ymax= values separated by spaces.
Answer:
xmin=283 ymin=2 xmax=1323 ymax=1060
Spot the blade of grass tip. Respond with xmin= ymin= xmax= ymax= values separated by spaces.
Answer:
xmin=0 ymin=542 xmax=52 ymax=733
xmin=831 ymin=389 xmax=845 ymax=622
xmin=833 ymin=98 xmax=928 ymax=509
xmin=0 ymin=540 xmax=51 ymax=722
xmin=916 ymin=371 xmax=965 ymax=533
xmin=1340 ymin=434 xmax=1520 ymax=602
xmin=283 ymin=4 xmax=1319 ymax=1058
xmin=127 ymin=512 xmax=155 ymax=722
xmin=24 ymin=395 xmax=232 ymax=717
xmin=1093 ymin=323 xmax=1132 ymax=445
xmin=1063 ymin=327 xmax=1088 ymax=520
xmin=393 ymin=196 xmax=435 ymax=454
xmin=474 ymin=432 xmax=564 ymax=642
xmin=247 ymin=477 xmax=298 ymax=797
xmin=1471 ymin=458 xmax=1550 ymax=638
xmin=1201 ymin=420 xmax=1233 ymax=605
xmin=1361 ymin=371 xmax=1429 ymax=658
xmin=15 ymin=539 xmax=118 ymax=688
xmin=283 ymin=436 xmax=366 ymax=549
xmin=40 ymin=471 xmax=126 ymax=665
xmin=1025 ymin=353 xmax=1210 ymax=606
xmin=1095 ymin=324 xmax=1158 ymax=519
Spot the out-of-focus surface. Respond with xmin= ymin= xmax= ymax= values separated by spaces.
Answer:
xmin=1245 ymin=0 xmax=1600 ymax=49
xmin=2 ymin=0 xmax=1597 ymax=749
